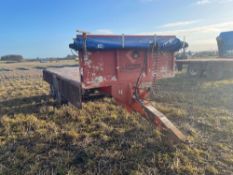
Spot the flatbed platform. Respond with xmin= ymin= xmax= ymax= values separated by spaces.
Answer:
xmin=176 ymin=57 xmax=233 ymax=78
xmin=176 ymin=58 xmax=233 ymax=63
xmin=43 ymin=67 xmax=80 ymax=83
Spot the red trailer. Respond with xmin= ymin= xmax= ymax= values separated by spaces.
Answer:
xmin=43 ymin=33 xmax=186 ymax=144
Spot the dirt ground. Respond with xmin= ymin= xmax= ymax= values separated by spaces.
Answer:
xmin=0 ymin=60 xmax=232 ymax=175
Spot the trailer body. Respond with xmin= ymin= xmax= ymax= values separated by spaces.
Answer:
xmin=43 ymin=34 xmax=186 ymax=143
xmin=44 ymin=35 xmax=180 ymax=107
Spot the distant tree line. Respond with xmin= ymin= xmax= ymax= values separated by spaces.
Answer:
xmin=1 ymin=54 xmax=24 ymax=62
xmin=0 ymin=54 xmax=76 ymax=62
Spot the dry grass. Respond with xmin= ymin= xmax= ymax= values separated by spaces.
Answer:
xmin=0 ymin=61 xmax=233 ymax=174
xmin=152 ymin=74 xmax=233 ymax=175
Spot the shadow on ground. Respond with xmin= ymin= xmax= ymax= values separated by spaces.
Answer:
xmin=0 ymin=68 xmax=12 ymax=72
xmin=34 ymin=64 xmax=78 ymax=70
xmin=0 ymin=95 xmax=54 ymax=116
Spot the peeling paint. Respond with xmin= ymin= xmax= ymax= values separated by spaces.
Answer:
xmin=85 ymin=59 xmax=92 ymax=67
xmin=160 ymin=66 xmax=168 ymax=73
xmin=111 ymin=76 xmax=117 ymax=81
xmin=80 ymin=68 xmax=83 ymax=76
xmin=94 ymin=76 xmax=104 ymax=84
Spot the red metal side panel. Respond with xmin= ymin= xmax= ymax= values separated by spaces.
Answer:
xmin=80 ymin=50 xmax=175 ymax=87
xmin=116 ymin=50 xmax=151 ymax=82
xmin=80 ymin=51 xmax=116 ymax=88
xmin=79 ymin=49 xmax=175 ymax=106
xmin=156 ymin=53 xmax=175 ymax=79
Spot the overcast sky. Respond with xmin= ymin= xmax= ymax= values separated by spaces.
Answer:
xmin=0 ymin=0 xmax=233 ymax=58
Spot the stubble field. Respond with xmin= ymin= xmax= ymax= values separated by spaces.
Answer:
xmin=0 ymin=60 xmax=232 ymax=175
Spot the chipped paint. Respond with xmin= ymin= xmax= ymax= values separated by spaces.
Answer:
xmin=161 ymin=66 xmax=168 ymax=72
xmin=111 ymin=76 xmax=117 ymax=81
xmin=80 ymin=68 xmax=83 ymax=76
xmin=85 ymin=59 xmax=92 ymax=67
xmin=93 ymin=76 xmax=104 ymax=84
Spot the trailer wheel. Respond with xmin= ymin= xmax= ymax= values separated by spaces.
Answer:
xmin=50 ymin=85 xmax=68 ymax=104
xmin=50 ymin=85 xmax=56 ymax=98
xmin=176 ymin=63 xmax=183 ymax=71
xmin=206 ymin=63 xmax=224 ymax=80
xmin=50 ymin=85 xmax=60 ymax=101
xmin=187 ymin=64 xmax=201 ymax=77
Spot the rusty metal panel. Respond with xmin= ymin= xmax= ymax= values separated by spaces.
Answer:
xmin=43 ymin=69 xmax=54 ymax=84
xmin=78 ymin=49 xmax=176 ymax=106
xmin=155 ymin=53 xmax=175 ymax=79
xmin=58 ymin=78 xmax=82 ymax=108
xmin=43 ymin=68 xmax=82 ymax=108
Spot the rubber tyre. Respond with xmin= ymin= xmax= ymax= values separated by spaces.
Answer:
xmin=187 ymin=64 xmax=201 ymax=77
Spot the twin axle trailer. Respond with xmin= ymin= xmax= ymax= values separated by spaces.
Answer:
xmin=176 ymin=31 xmax=233 ymax=79
xmin=176 ymin=58 xmax=233 ymax=79
xmin=43 ymin=33 xmax=186 ymax=143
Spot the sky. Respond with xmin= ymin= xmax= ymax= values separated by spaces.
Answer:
xmin=0 ymin=0 xmax=233 ymax=58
